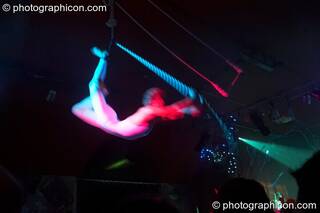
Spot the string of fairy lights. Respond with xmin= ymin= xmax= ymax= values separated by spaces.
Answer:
xmin=199 ymin=114 xmax=239 ymax=175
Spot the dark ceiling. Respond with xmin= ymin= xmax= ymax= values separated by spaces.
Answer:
xmin=1 ymin=0 xmax=320 ymax=196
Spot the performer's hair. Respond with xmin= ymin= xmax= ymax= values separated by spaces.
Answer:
xmin=142 ymin=88 xmax=164 ymax=105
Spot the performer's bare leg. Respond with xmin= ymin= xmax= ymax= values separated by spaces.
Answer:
xmin=72 ymin=47 xmax=118 ymax=127
xmin=90 ymin=47 xmax=108 ymax=84
xmin=72 ymin=97 xmax=102 ymax=128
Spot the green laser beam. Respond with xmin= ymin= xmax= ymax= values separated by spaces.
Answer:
xmin=239 ymin=137 xmax=314 ymax=170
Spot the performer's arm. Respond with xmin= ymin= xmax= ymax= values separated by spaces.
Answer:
xmin=160 ymin=98 xmax=200 ymax=120
xmin=170 ymin=98 xmax=193 ymax=109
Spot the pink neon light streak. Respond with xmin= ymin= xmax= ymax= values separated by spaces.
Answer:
xmin=171 ymin=52 xmax=229 ymax=97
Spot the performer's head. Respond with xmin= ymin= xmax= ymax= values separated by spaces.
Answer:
xmin=142 ymin=88 xmax=165 ymax=107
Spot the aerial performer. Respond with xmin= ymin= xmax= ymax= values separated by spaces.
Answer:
xmin=72 ymin=47 xmax=201 ymax=140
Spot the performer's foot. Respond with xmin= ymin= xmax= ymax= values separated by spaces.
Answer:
xmin=91 ymin=46 xmax=109 ymax=59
